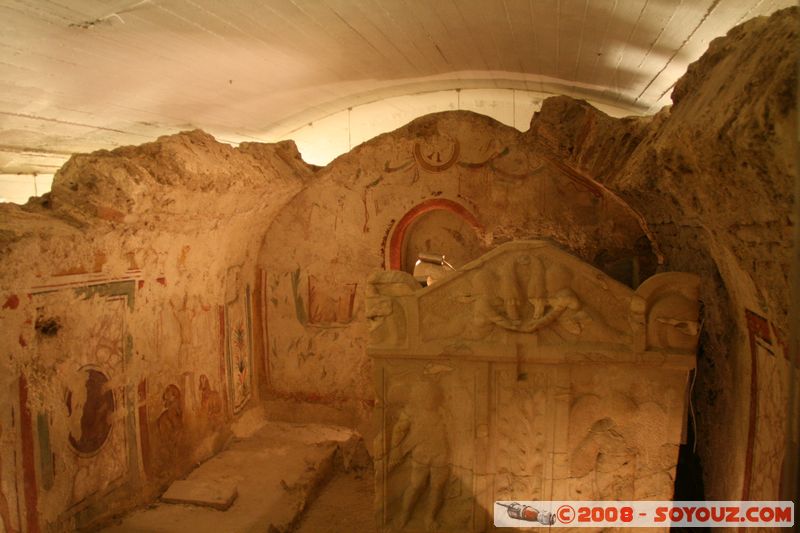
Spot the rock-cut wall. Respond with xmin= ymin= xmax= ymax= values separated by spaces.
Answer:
xmin=0 ymin=132 xmax=312 ymax=531
xmin=530 ymin=7 xmax=797 ymax=502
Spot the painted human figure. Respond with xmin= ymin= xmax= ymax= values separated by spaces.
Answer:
xmin=199 ymin=374 xmax=222 ymax=418
xmin=388 ymin=382 xmax=450 ymax=530
xmin=157 ymin=384 xmax=183 ymax=441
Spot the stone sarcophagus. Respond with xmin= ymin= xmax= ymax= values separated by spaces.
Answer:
xmin=367 ymin=241 xmax=699 ymax=532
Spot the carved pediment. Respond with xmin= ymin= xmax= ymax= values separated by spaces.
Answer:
xmin=367 ymin=241 xmax=700 ymax=361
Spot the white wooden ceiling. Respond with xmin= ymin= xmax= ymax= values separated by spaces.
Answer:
xmin=0 ymin=0 xmax=793 ymax=180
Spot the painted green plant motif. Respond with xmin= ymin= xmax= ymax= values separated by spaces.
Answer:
xmin=233 ymin=322 xmax=249 ymax=397
xmin=234 ymin=323 xmax=246 ymax=351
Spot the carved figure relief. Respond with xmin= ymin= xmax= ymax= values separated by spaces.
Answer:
xmin=568 ymin=368 xmax=683 ymax=501
xmin=422 ymin=250 xmax=625 ymax=343
xmin=366 ymin=271 xmax=417 ymax=346
xmin=369 ymin=242 xmax=698 ymax=532
xmin=375 ymin=363 xmax=476 ymax=533
xmin=386 ymin=381 xmax=450 ymax=530
xmin=636 ymin=273 xmax=701 ymax=352
xmin=569 ymin=395 xmax=638 ymax=500
xmin=646 ymin=292 xmax=700 ymax=351
xmin=497 ymin=256 xmax=584 ymax=336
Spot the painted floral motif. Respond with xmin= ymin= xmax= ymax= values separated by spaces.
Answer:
xmin=226 ymin=288 xmax=253 ymax=413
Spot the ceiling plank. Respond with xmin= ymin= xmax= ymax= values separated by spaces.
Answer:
xmin=0 ymin=0 xmax=793 ymax=174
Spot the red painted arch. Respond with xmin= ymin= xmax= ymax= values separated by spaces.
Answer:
xmin=387 ymin=198 xmax=483 ymax=270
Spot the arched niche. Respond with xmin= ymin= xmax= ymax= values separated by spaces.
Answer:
xmin=388 ymin=199 xmax=485 ymax=273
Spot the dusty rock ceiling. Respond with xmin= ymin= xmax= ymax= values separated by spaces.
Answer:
xmin=0 ymin=0 xmax=793 ymax=177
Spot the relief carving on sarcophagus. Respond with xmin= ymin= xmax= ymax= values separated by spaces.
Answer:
xmin=368 ymin=241 xmax=699 ymax=532
xmin=415 ymin=242 xmax=633 ymax=352
xmin=366 ymin=270 xmax=419 ymax=349
xmin=373 ymin=361 xmax=480 ymax=532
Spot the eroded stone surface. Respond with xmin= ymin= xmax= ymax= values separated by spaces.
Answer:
xmin=527 ymin=7 xmax=797 ymax=501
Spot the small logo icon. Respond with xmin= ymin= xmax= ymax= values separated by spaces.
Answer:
xmin=557 ymin=504 xmax=576 ymax=524
xmin=497 ymin=502 xmax=556 ymax=525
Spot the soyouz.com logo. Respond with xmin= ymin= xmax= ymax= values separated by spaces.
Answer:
xmin=494 ymin=501 xmax=795 ymax=528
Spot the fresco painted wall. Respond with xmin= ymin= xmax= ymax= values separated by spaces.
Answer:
xmin=0 ymin=131 xmax=308 ymax=531
xmin=259 ymin=111 xmax=660 ymax=435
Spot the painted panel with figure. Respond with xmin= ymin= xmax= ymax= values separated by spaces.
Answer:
xmin=26 ymin=280 xmax=137 ymax=526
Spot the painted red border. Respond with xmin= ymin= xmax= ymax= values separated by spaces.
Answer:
xmin=137 ymin=379 xmax=151 ymax=478
xmin=742 ymin=309 xmax=772 ymax=499
xmin=218 ymin=306 xmax=230 ymax=417
xmin=261 ymin=269 xmax=271 ymax=390
xmin=387 ymin=199 xmax=482 ymax=270
xmin=19 ymin=375 xmax=40 ymax=533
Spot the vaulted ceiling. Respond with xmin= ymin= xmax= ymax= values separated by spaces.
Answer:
xmin=0 ymin=0 xmax=792 ymax=178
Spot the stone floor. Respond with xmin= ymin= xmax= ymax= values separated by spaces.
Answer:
xmin=102 ymin=420 xmax=364 ymax=533
xmin=294 ymin=468 xmax=377 ymax=533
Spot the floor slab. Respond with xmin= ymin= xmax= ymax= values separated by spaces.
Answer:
xmin=102 ymin=421 xmax=357 ymax=533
